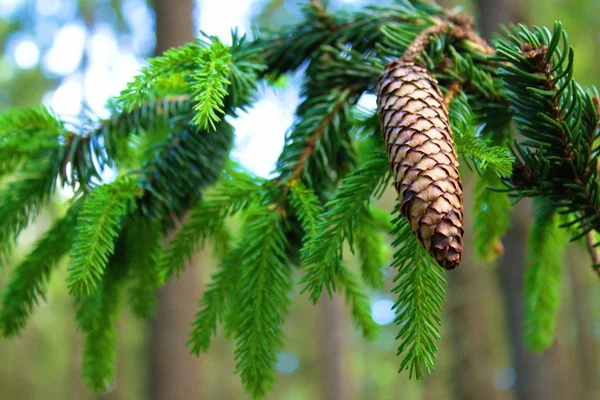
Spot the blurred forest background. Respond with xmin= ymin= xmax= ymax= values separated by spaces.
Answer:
xmin=1 ymin=0 xmax=600 ymax=399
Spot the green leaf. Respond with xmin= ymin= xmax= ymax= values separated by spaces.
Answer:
xmin=390 ymin=211 xmax=446 ymax=380
xmin=523 ymin=201 xmax=569 ymax=352
xmin=66 ymin=176 xmax=141 ymax=296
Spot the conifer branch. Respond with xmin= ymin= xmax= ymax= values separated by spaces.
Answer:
xmin=77 ymin=262 xmax=125 ymax=391
xmin=125 ymin=216 xmax=164 ymax=319
xmin=289 ymin=181 xmax=380 ymax=337
xmin=3 ymin=2 xmax=600 ymax=396
xmin=66 ymin=176 xmax=141 ymax=296
xmin=336 ymin=265 xmax=380 ymax=340
xmin=0 ymin=205 xmax=80 ymax=336
xmin=0 ymin=155 xmax=61 ymax=266
xmin=524 ymin=201 xmax=569 ymax=351
xmin=161 ymin=167 xmax=265 ymax=280
xmin=190 ymin=39 xmax=231 ymax=131
xmin=390 ymin=210 xmax=446 ymax=380
xmin=300 ymin=152 xmax=389 ymax=303
xmin=187 ymin=246 xmax=242 ymax=355
xmin=231 ymin=205 xmax=292 ymax=398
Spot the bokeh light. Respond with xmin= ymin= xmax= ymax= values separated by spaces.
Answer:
xmin=371 ymin=298 xmax=396 ymax=326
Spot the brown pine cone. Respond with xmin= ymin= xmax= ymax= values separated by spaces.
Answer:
xmin=376 ymin=60 xmax=464 ymax=269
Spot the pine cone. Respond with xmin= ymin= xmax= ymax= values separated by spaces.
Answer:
xmin=377 ymin=60 xmax=464 ymax=269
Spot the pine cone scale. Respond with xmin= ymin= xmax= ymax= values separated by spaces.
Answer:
xmin=377 ymin=60 xmax=464 ymax=269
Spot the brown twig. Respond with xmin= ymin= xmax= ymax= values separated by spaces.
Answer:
xmin=443 ymin=81 xmax=462 ymax=107
xmin=402 ymin=13 xmax=494 ymax=63
xmin=288 ymin=92 xmax=350 ymax=183
xmin=402 ymin=20 xmax=451 ymax=62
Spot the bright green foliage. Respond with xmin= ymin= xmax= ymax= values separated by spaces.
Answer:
xmin=2 ymin=1 xmax=600 ymax=397
xmin=77 ymin=263 xmax=125 ymax=391
xmin=66 ymin=176 xmax=141 ymax=296
xmin=0 ymin=205 xmax=79 ymax=336
xmin=300 ymin=152 xmax=388 ymax=303
xmin=276 ymin=89 xmax=354 ymax=191
xmin=473 ymin=169 xmax=512 ymax=262
xmin=137 ymin=120 xmax=234 ymax=219
xmin=190 ymin=39 xmax=231 ymax=131
xmin=161 ymin=167 xmax=265 ymax=280
xmin=118 ymin=41 xmax=206 ymax=111
xmin=289 ymin=180 xmax=379 ymax=338
xmin=125 ymin=216 xmax=164 ymax=319
xmin=390 ymin=211 xmax=446 ymax=379
xmin=449 ymin=93 xmax=513 ymax=177
xmin=187 ymin=246 xmax=242 ymax=355
xmin=336 ymin=265 xmax=380 ymax=340
xmin=0 ymin=106 xmax=63 ymax=174
xmin=0 ymin=156 xmax=60 ymax=265
xmin=355 ymin=209 xmax=389 ymax=289
xmin=495 ymin=22 xmax=600 ymax=239
xmin=231 ymin=205 xmax=292 ymax=398
xmin=524 ymin=202 xmax=569 ymax=352
xmin=288 ymin=180 xmax=322 ymax=233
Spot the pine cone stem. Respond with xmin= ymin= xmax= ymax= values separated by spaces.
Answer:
xmin=377 ymin=60 xmax=464 ymax=269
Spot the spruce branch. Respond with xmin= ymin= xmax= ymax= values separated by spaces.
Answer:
xmin=124 ymin=216 xmax=164 ymax=319
xmin=524 ymin=201 xmax=569 ymax=351
xmin=187 ymin=245 xmax=242 ymax=355
xmin=0 ymin=154 xmax=61 ymax=266
xmin=449 ymin=93 xmax=514 ymax=177
xmin=118 ymin=41 xmax=206 ymax=111
xmin=299 ymin=152 xmax=389 ymax=303
xmin=161 ymin=167 xmax=265 ymax=280
xmin=77 ymin=262 xmax=126 ymax=391
xmin=355 ymin=209 xmax=388 ymax=289
xmin=336 ymin=265 xmax=380 ymax=340
xmin=0 ymin=205 xmax=80 ymax=336
xmin=0 ymin=106 xmax=64 ymax=175
xmin=190 ymin=39 xmax=232 ymax=131
xmin=231 ymin=205 xmax=292 ymax=398
xmin=4 ymin=1 xmax=600 ymax=396
xmin=289 ymin=181 xmax=380 ymax=337
xmin=66 ymin=176 xmax=141 ymax=296
xmin=473 ymin=170 xmax=511 ymax=262
xmin=390 ymin=210 xmax=446 ymax=380
xmin=496 ymin=23 xmax=600 ymax=255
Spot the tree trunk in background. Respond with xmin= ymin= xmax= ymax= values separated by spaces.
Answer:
xmin=476 ymin=0 xmax=523 ymax=40
xmin=476 ymin=2 xmax=575 ymax=399
xmin=498 ymin=202 xmax=572 ymax=400
xmin=149 ymin=1 xmax=203 ymax=399
xmin=569 ymin=255 xmax=600 ymax=400
xmin=319 ymin=295 xmax=350 ymax=400
xmin=446 ymin=178 xmax=510 ymax=400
